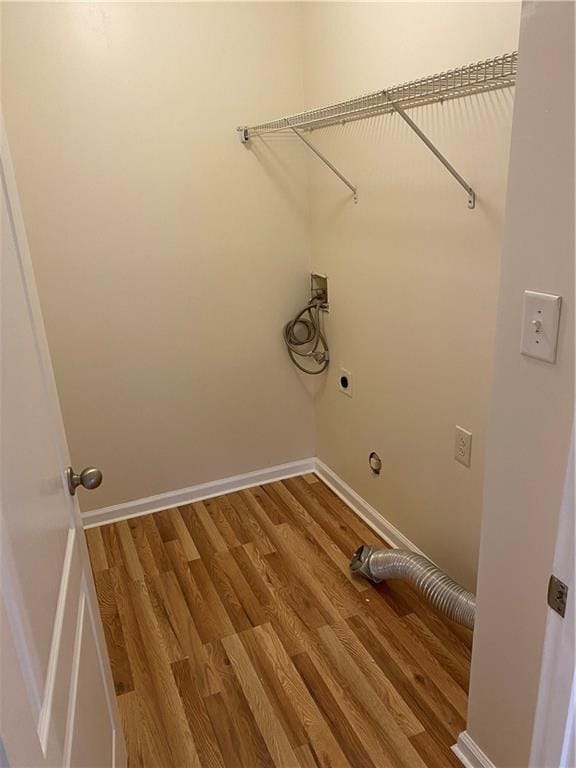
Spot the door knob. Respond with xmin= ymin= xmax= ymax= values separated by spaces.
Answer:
xmin=66 ymin=466 xmax=103 ymax=496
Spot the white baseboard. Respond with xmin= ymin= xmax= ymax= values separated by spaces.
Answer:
xmin=82 ymin=458 xmax=315 ymax=528
xmin=452 ymin=732 xmax=495 ymax=768
xmin=314 ymin=459 xmax=427 ymax=556
xmin=83 ymin=456 xmax=427 ymax=567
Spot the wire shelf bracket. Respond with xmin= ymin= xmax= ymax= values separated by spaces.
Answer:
xmin=387 ymin=97 xmax=476 ymax=209
xmin=291 ymin=127 xmax=358 ymax=203
xmin=237 ymin=125 xmax=358 ymax=203
xmin=237 ymin=51 xmax=518 ymax=210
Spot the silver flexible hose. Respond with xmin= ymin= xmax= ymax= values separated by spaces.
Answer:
xmin=283 ymin=297 xmax=329 ymax=375
xmin=350 ymin=545 xmax=476 ymax=630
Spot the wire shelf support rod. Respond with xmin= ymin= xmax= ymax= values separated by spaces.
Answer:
xmin=386 ymin=96 xmax=476 ymax=209
xmin=291 ymin=127 xmax=358 ymax=203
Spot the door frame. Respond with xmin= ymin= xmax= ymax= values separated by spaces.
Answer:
xmin=529 ymin=431 xmax=575 ymax=767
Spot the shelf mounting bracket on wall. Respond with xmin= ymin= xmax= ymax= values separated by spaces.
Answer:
xmin=386 ymin=95 xmax=475 ymax=209
xmin=238 ymin=124 xmax=358 ymax=203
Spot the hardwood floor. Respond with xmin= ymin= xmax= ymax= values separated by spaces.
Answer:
xmin=86 ymin=474 xmax=472 ymax=768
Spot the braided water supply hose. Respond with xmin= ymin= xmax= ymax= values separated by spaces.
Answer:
xmin=283 ymin=296 xmax=329 ymax=375
xmin=350 ymin=545 xmax=476 ymax=630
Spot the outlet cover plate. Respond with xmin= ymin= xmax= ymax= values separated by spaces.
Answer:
xmin=455 ymin=426 xmax=472 ymax=468
xmin=521 ymin=291 xmax=561 ymax=363
xmin=548 ymin=575 xmax=568 ymax=618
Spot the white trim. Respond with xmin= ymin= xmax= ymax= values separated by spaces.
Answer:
xmin=63 ymin=589 xmax=85 ymax=768
xmin=37 ymin=528 xmax=76 ymax=753
xmin=0 ymin=545 xmax=42 ymax=720
xmin=83 ymin=458 xmax=316 ymax=528
xmin=314 ymin=459 xmax=428 ymax=556
xmin=83 ymin=457 xmax=428 ymax=565
xmin=452 ymin=732 xmax=495 ymax=768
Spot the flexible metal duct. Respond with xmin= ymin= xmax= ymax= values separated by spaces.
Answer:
xmin=350 ymin=545 xmax=476 ymax=630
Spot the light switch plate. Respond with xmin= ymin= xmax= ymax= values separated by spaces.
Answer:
xmin=520 ymin=291 xmax=561 ymax=363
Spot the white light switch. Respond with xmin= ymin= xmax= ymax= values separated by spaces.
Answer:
xmin=520 ymin=291 xmax=561 ymax=363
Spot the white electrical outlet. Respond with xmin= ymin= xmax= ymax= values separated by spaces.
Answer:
xmin=455 ymin=426 xmax=472 ymax=468
xmin=339 ymin=368 xmax=352 ymax=397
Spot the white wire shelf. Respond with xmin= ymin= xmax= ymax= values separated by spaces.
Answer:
xmin=238 ymin=51 xmax=518 ymax=209
xmin=240 ymin=52 xmax=517 ymax=138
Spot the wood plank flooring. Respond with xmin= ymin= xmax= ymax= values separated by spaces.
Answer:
xmin=86 ymin=474 xmax=472 ymax=768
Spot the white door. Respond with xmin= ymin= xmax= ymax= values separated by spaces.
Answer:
xmin=0 ymin=117 xmax=126 ymax=768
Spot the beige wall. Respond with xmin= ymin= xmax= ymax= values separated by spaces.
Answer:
xmin=306 ymin=2 xmax=520 ymax=590
xmin=1 ymin=2 xmax=315 ymax=510
xmin=467 ymin=2 xmax=574 ymax=764
xmin=3 ymin=3 xmax=523 ymax=596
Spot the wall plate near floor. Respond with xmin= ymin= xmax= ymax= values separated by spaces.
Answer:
xmin=338 ymin=368 xmax=352 ymax=397
xmin=455 ymin=426 xmax=472 ymax=468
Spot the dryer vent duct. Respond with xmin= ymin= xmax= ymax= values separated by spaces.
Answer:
xmin=350 ymin=545 xmax=476 ymax=630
